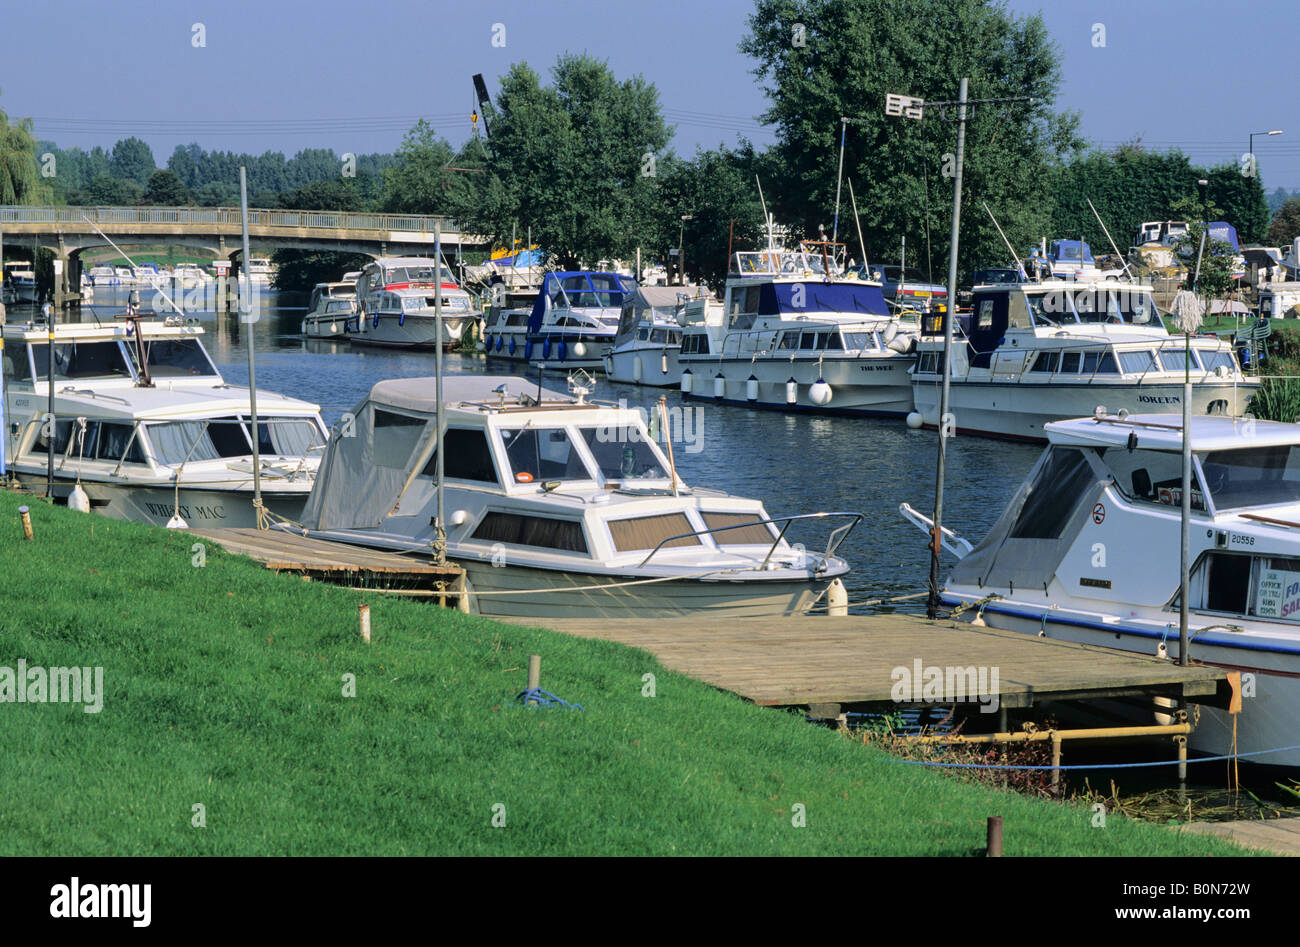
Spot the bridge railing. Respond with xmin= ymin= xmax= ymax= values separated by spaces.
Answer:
xmin=0 ymin=205 xmax=458 ymax=233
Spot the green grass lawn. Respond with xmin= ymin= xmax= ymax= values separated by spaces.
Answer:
xmin=0 ymin=491 xmax=1247 ymax=856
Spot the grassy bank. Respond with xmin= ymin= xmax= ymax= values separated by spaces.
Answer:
xmin=0 ymin=492 xmax=1244 ymax=856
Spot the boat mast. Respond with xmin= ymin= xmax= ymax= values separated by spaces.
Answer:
xmin=238 ymin=167 xmax=263 ymax=525
xmin=434 ymin=220 xmax=446 ymax=564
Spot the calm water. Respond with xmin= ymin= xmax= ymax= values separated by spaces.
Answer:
xmin=68 ymin=288 xmax=1041 ymax=607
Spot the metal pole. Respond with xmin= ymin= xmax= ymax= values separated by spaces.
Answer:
xmin=239 ymin=167 xmax=262 ymax=522
xmin=927 ymin=77 xmax=968 ymax=619
xmin=46 ymin=302 xmax=54 ymax=498
xmin=434 ymin=220 xmax=446 ymax=564
xmin=0 ymin=222 xmax=6 ymax=480
xmin=833 ymin=118 xmax=847 ymax=242
xmin=1181 ymin=230 xmax=1206 ymax=666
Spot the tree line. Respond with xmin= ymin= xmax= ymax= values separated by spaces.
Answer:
xmin=5 ymin=0 xmax=1299 ymax=293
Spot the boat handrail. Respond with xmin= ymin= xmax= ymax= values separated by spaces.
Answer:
xmin=636 ymin=511 xmax=864 ymax=570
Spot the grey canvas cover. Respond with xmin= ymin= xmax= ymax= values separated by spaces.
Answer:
xmin=949 ymin=446 xmax=1105 ymax=592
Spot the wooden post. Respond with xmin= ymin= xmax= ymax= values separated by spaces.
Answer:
xmin=1176 ymin=735 xmax=1188 ymax=800
xmin=1050 ymin=732 xmax=1062 ymax=792
xmin=359 ymin=603 xmax=371 ymax=643
xmin=986 ymin=816 xmax=1003 ymax=857
xmin=526 ymin=654 xmax=541 ymax=705
xmin=18 ymin=506 xmax=33 ymax=541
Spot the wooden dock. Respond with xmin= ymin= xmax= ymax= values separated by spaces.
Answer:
xmin=1182 ymin=817 xmax=1300 ymax=856
xmin=523 ymin=614 xmax=1231 ymax=715
xmin=190 ymin=528 xmax=465 ymax=603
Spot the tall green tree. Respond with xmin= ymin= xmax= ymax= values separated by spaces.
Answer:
xmin=468 ymin=55 xmax=673 ymax=268
xmin=140 ymin=169 xmax=192 ymax=205
xmin=1204 ymin=162 xmax=1269 ymax=244
xmin=1 ymin=96 xmax=48 ymax=204
xmin=109 ymin=136 xmax=156 ymax=186
xmin=1169 ymin=196 xmax=1237 ymax=300
xmin=740 ymin=0 xmax=1083 ymax=278
xmin=1267 ymin=198 xmax=1300 ymax=248
xmin=380 ymin=119 xmax=457 ymax=214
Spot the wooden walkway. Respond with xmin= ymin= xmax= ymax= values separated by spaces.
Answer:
xmin=1182 ymin=817 xmax=1300 ymax=856
xmin=190 ymin=528 xmax=464 ymax=602
xmin=525 ymin=614 xmax=1230 ymax=713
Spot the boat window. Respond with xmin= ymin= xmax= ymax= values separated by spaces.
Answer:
xmin=578 ymin=428 xmax=666 ymax=480
xmin=1059 ymin=352 xmax=1082 ymax=373
xmin=1082 ymin=350 xmax=1118 ymax=373
xmin=372 ymin=409 xmax=427 ymax=469
xmin=500 ymin=427 xmax=591 ymax=482
xmin=777 ymin=331 xmax=798 ymax=350
xmin=1025 ymin=291 xmax=1069 ymax=326
xmin=1116 ymin=290 xmax=1155 ymax=325
xmin=250 ymin=417 xmax=324 ymax=458
xmin=1030 ymin=352 xmax=1060 ymax=373
xmin=817 ymin=332 xmax=843 ymax=350
xmin=4 ymin=345 xmax=32 ymax=383
xmin=139 ymin=339 xmax=218 ymax=378
xmin=608 ymin=513 xmax=701 ymax=552
xmin=1118 ymin=350 xmax=1156 ymax=374
xmin=743 ymin=286 xmax=761 ymax=313
xmin=1202 ymin=350 xmax=1237 ymax=373
xmin=842 ymin=331 xmax=873 ymax=351
xmin=471 ymin=511 xmax=588 ymax=553
xmin=1158 ymin=350 xmax=1200 ymax=372
xmin=1099 ymin=447 xmax=1207 ymax=509
xmin=1251 ymin=556 xmax=1300 ymax=621
xmin=1073 ymin=290 xmax=1115 ymax=323
xmin=95 ymin=422 xmax=145 ymax=463
xmin=799 ymin=333 xmax=816 ymax=350
xmin=1008 ymin=447 xmax=1096 ymax=539
xmin=146 ymin=421 xmax=225 ymax=464
xmin=701 ymin=511 xmax=776 ymax=544
xmin=208 ymin=416 xmax=253 ymax=455
xmin=30 ymin=341 xmax=133 ymax=381
xmin=975 ymin=299 xmax=995 ymax=331
xmin=420 ymin=428 xmax=498 ymax=483
xmin=1199 ymin=445 xmax=1300 ymax=511
xmin=1201 ymin=553 xmax=1252 ymax=614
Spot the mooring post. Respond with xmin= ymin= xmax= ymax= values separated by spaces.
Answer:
xmin=18 ymin=506 xmax=33 ymax=541
xmin=1176 ymin=735 xmax=1188 ymax=799
xmin=359 ymin=603 xmax=371 ymax=643
xmin=986 ymin=816 xmax=1003 ymax=857
xmin=1050 ymin=732 xmax=1062 ymax=792
xmin=526 ymin=654 xmax=541 ymax=706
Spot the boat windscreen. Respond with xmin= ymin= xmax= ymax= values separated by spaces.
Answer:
xmin=578 ymin=428 xmax=667 ymax=480
xmin=1199 ymin=445 xmax=1300 ymax=511
xmin=500 ymin=427 xmax=592 ymax=482
xmin=138 ymin=339 xmax=219 ymax=377
xmin=31 ymin=341 xmax=133 ymax=381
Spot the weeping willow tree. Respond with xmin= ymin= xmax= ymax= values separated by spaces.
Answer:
xmin=1 ymin=92 xmax=48 ymax=205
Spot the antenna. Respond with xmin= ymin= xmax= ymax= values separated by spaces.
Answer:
xmin=981 ymin=202 xmax=1028 ymax=280
xmin=755 ymin=176 xmax=773 ymax=251
xmin=847 ymin=179 xmax=869 ymax=273
xmin=1086 ymin=198 xmax=1134 ymax=279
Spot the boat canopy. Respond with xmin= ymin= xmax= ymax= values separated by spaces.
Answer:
xmin=301 ymin=375 xmax=567 ymax=531
xmin=759 ymin=282 xmax=890 ymax=317
xmin=1049 ymin=240 xmax=1094 ymax=264
xmin=1207 ymin=222 xmax=1241 ymax=252
xmin=1045 ymin=414 xmax=1300 ymax=452
xmin=527 ymin=271 xmax=634 ymax=333
xmin=615 ymin=285 xmax=705 ymax=341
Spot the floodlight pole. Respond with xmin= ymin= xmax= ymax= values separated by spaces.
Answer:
xmin=434 ymin=220 xmax=446 ymax=564
xmin=886 ymin=80 xmax=1031 ymax=618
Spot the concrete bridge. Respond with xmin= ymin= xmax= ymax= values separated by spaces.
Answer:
xmin=0 ymin=205 xmax=486 ymax=302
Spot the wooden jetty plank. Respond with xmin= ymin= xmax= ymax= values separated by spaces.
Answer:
xmin=1181 ymin=817 xmax=1300 ymax=856
xmin=512 ymin=614 xmax=1226 ymax=709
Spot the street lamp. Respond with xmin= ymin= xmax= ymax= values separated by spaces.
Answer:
xmin=1248 ymin=130 xmax=1283 ymax=178
xmin=678 ymin=215 xmax=693 ymax=286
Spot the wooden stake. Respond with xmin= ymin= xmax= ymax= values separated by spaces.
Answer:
xmin=526 ymin=654 xmax=541 ymax=706
xmin=18 ymin=506 xmax=33 ymax=541
xmin=359 ymin=603 xmax=371 ymax=643
xmin=986 ymin=816 xmax=1003 ymax=857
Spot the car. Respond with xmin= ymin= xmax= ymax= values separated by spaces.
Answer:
xmin=972 ymin=266 xmax=1026 ymax=285
xmin=858 ymin=264 xmax=948 ymax=311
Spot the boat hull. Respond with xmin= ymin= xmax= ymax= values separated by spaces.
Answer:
xmin=603 ymin=347 xmax=682 ymax=387
xmin=912 ymin=378 xmax=1258 ymax=441
xmin=354 ymin=313 xmax=469 ymax=350
xmin=457 ymin=558 xmax=835 ymax=619
xmin=682 ymin=354 xmax=914 ymax=416
xmin=12 ymin=474 xmax=309 ymax=529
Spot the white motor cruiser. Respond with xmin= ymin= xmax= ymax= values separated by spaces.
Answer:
xmin=602 ymin=284 xmax=714 ymax=387
xmin=911 ymin=277 xmax=1257 ymax=440
xmin=354 ymin=286 xmax=475 ymax=350
xmin=678 ymin=243 xmax=919 ymax=415
xmin=298 ymin=374 xmax=858 ymax=618
xmin=522 ymin=270 xmax=636 ymax=370
xmin=906 ymin=412 xmax=1300 ymax=767
xmin=3 ymin=314 xmax=328 ymax=528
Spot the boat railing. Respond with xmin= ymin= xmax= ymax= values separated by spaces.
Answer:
xmin=636 ymin=511 xmax=864 ymax=571
xmin=715 ymin=323 xmax=903 ymax=362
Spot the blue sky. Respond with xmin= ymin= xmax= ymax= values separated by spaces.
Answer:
xmin=2 ymin=0 xmax=1296 ymax=189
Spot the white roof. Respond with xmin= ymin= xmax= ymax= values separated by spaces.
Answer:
xmin=1046 ymin=414 xmax=1300 ymax=451
xmin=369 ymin=375 xmax=567 ymax=414
xmin=371 ymin=257 xmax=446 ymax=267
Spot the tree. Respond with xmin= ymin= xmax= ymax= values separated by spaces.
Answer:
xmin=109 ymin=136 xmax=155 ymax=186
xmin=77 ymin=173 xmax=142 ymax=205
xmin=1 ymin=96 xmax=48 ymax=204
xmin=380 ymin=119 xmax=457 ymax=214
xmin=1267 ymin=198 xmax=1300 ymax=248
xmin=1169 ymin=196 xmax=1237 ymax=301
xmin=467 ymin=55 xmax=673 ymax=268
xmin=1204 ymin=163 xmax=1269 ymax=244
xmin=140 ymin=169 xmax=191 ymax=205
xmin=740 ymin=0 xmax=1083 ymax=278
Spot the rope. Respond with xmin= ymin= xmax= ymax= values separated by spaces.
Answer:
xmin=948 ymin=592 xmax=1001 ymax=619
xmin=809 ymin=590 xmax=928 ymax=611
xmin=253 ymin=497 xmax=270 ymax=531
xmin=515 ymin=688 xmax=583 ymax=710
xmin=880 ymin=743 xmax=1300 ymax=770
